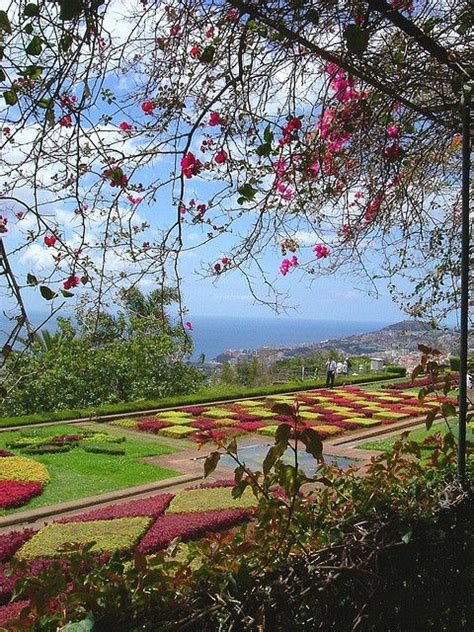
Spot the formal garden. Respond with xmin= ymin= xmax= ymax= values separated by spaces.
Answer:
xmin=0 ymin=0 xmax=472 ymax=630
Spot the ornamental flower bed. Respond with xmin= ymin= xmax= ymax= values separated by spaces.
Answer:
xmin=114 ymin=384 xmax=448 ymax=443
xmin=0 ymin=481 xmax=43 ymax=510
xmin=0 ymin=482 xmax=256 ymax=614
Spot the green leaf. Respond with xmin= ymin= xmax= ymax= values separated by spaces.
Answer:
xmin=39 ymin=285 xmax=57 ymax=300
xmin=37 ymin=97 xmax=53 ymax=108
xmin=200 ymin=46 xmax=215 ymax=63
xmin=306 ymin=8 xmax=319 ymax=24
xmin=300 ymin=428 xmax=324 ymax=461
xmin=24 ymin=23 xmax=34 ymax=35
xmin=262 ymin=442 xmax=286 ymax=475
xmin=61 ymin=289 xmax=75 ymax=298
xmin=26 ymin=36 xmax=42 ymax=56
xmin=441 ymin=402 xmax=456 ymax=418
xmin=59 ymin=613 xmax=94 ymax=632
xmin=0 ymin=68 xmax=5 ymax=82
xmin=275 ymin=422 xmax=292 ymax=444
xmin=0 ymin=11 xmax=12 ymax=34
xmin=344 ymin=24 xmax=369 ymax=56
xmin=425 ymin=409 xmax=437 ymax=431
xmin=256 ymin=143 xmax=272 ymax=158
xmin=271 ymin=402 xmax=293 ymax=417
xmin=231 ymin=480 xmax=248 ymax=499
xmin=263 ymin=124 xmax=273 ymax=144
xmin=203 ymin=451 xmax=221 ymax=478
xmin=237 ymin=183 xmax=257 ymax=204
xmin=26 ymin=273 xmax=38 ymax=286
xmin=24 ymin=4 xmax=40 ymax=17
xmin=401 ymin=529 xmax=412 ymax=544
xmin=59 ymin=0 xmax=84 ymax=21
xmin=61 ymin=34 xmax=73 ymax=52
xmin=3 ymin=90 xmax=17 ymax=106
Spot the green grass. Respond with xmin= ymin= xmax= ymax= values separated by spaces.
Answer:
xmin=0 ymin=425 xmax=180 ymax=515
xmin=359 ymin=420 xmax=461 ymax=452
xmin=0 ymin=372 xmax=405 ymax=430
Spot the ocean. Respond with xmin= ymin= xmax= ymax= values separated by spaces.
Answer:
xmin=188 ymin=316 xmax=388 ymax=361
xmin=0 ymin=313 xmax=388 ymax=362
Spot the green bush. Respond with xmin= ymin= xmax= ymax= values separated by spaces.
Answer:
xmin=0 ymin=319 xmax=203 ymax=418
xmin=22 ymin=444 xmax=72 ymax=455
xmin=385 ymin=365 xmax=407 ymax=376
xmin=81 ymin=442 xmax=126 ymax=455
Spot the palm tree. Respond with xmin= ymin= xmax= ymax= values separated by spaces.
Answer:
xmin=17 ymin=329 xmax=66 ymax=353
xmin=119 ymin=286 xmax=179 ymax=327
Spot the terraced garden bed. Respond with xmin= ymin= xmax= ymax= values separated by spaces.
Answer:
xmin=111 ymin=385 xmax=456 ymax=444
xmin=0 ymin=425 xmax=180 ymax=515
xmin=0 ymin=480 xmax=254 ymax=623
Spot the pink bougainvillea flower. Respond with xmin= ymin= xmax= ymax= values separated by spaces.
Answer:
xmin=280 ymin=255 xmax=298 ymax=276
xmin=309 ymin=162 xmax=320 ymax=175
xmin=385 ymin=142 xmax=401 ymax=160
xmin=386 ymin=124 xmax=400 ymax=138
xmin=170 ymin=25 xmax=180 ymax=37
xmin=15 ymin=211 xmax=24 ymax=220
xmin=313 ymin=244 xmax=330 ymax=259
xmin=221 ymin=257 xmax=229 ymax=265
xmin=226 ymin=9 xmax=239 ymax=22
xmin=214 ymin=149 xmax=228 ymax=164
xmin=63 ymin=275 xmax=81 ymax=290
xmin=205 ymin=26 xmax=215 ymax=38
xmin=185 ymin=321 xmax=193 ymax=330
xmin=119 ymin=121 xmax=133 ymax=131
xmin=190 ymin=46 xmax=201 ymax=57
xmin=44 ymin=234 xmax=57 ymax=248
xmin=364 ymin=195 xmax=383 ymax=222
xmin=209 ymin=112 xmax=222 ymax=126
xmin=58 ymin=114 xmax=72 ymax=128
xmin=286 ymin=117 xmax=302 ymax=132
xmin=214 ymin=262 xmax=222 ymax=273
xmin=181 ymin=152 xmax=203 ymax=178
xmin=141 ymin=101 xmax=155 ymax=115
xmin=3 ymin=127 xmax=11 ymax=136
xmin=179 ymin=206 xmax=186 ymax=215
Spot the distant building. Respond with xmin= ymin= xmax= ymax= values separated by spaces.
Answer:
xmin=370 ymin=358 xmax=384 ymax=371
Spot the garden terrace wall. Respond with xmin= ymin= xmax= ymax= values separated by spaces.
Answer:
xmin=0 ymin=371 xmax=406 ymax=430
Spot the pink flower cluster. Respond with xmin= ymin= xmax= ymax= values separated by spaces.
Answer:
xmin=313 ymin=244 xmax=330 ymax=259
xmin=280 ymin=255 xmax=298 ymax=276
xmin=181 ymin=152 xmax=203 ymax=178
xmin=279 ymin=117 xmax=302 ymax=146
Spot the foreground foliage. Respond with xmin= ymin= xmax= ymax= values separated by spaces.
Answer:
xmin=2 ymin=406 xmax=472 ymax=631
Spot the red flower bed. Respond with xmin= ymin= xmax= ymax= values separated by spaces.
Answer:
xmin=233 ymin=412 xmax=262 ymax=422
xmin=137 ymin=420 xmax=171 ymax=433
xmin=236 ymin=421 xmax=266 ymax=432
xmin=0 ymin=600 xmax=30 ymax=626
xmin=136 ymin=508 xmax=251 ymax=554
xmin=190 ymin=419 xmax=217 ymax=431
xmin=182 ymin=406 xmax=207 ymax=416
xmin=58 ymin=493 xmax=174 ymax=524
xmin=0 ymin=564 xmax=17 ymax=605
xmin=0 ymin=529 xmax=35 ymax=563
xmin=0 ymin=450 xmax=13 ymax=457
xmin=0 ymin=480 xmax=43 ymax=509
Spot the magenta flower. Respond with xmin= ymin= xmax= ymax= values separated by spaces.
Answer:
xmin=185 ymin=321 xmax=193 ymax=330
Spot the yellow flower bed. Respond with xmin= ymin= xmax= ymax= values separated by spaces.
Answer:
xmin=0 ymin=456 xmax=50 ymax=484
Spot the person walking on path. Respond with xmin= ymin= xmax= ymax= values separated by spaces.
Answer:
xmin=325 ymin=358 xmax=337 ymax=388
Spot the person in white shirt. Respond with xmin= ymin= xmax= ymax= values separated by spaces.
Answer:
xmin=325 ymin=358 xmax=337 ymax=388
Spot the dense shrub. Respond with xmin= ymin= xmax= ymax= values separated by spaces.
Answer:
xmin=1 ymin=320 xmax=203 ymax=417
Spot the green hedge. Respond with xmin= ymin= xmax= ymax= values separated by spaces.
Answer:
xmin=0 ymin=372 xmax=402 ymax=430
xmin=385 ymin=365 xmax=406 ymax=376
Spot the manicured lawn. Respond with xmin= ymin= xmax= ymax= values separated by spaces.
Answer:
xmin=359 ymin=419 xmax=461 ymax=452
xmin=0 ymin=425 xmax=180 ymax=514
